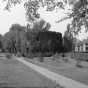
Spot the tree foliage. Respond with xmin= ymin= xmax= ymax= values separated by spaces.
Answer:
xmin=3 ymin=0 xmax=66 ymax=22
xmin=63 ymin=24 xmax=74 ymax=52
xmin=1 ymin=19 xmax=51 ymax=57
xmin=2 ymin=0 xmax=88 ymax=35
xmin=26 ymin=19 xmax=51 ymax=55
xmin=2 ymin=24 xmax=26 ymax=54
xmin=37 ymin=31 xmax=63 ymax=54
xmin=32 ymin=19 xmax=51 ymax=32
xmin=0 ymin=34 xmax=3 ymax=50
xmin=1 ymin=20 xmax=63 ymax=57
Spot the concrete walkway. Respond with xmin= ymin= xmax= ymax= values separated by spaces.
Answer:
xmin=16 ymin=57 xmax=88 ymax=88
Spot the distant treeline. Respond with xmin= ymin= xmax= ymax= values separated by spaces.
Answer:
xmin=0 ymin=21 xmax=73 ymax=58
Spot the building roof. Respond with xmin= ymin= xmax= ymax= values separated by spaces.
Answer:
xmin=82 ymin=39 xmax=88 ymax=44
xmin=75 ymin=39 xmax=88 ymax=46
xmin=75 ymin=39 xmax=82 ymax=46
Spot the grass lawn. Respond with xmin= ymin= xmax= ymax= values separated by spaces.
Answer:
xmin=0 ymin=54 xmax=58 ymax=88
xmin=24 ymin=54 xmax=88 ymax=85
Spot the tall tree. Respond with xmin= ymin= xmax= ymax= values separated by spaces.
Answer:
xmin=26 ymin=19 xmax=51 ymax=54
xmin=0 ymin=34 xmax=3 ymax=50
xmin=3 ymin=31 xmax=16 ymax=53
xmin=63 ymin=24 xmax=74 ymax=52
xmin=2 ymin=23 xmax=27 ymax=54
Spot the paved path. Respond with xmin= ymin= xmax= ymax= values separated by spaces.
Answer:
xmin=0 ymin=56 xmax=55 ymax=87
xmin=16 ymin=57 xmax=88 ymax=88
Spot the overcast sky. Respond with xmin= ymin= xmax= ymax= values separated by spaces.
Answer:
xmin=0 ymin=1 xmax=87 ymax=40
xmin=0 ymin=1 xmax=26 ymax=34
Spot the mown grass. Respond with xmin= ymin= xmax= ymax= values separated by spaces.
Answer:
xmin=24 ymin=53 xmax=88 ymax=85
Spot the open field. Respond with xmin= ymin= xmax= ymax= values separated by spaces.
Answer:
xmin=24 ymin=53 xmax=88 ymax=85
xmin=0 ymin=53 xmax=57 ymax=88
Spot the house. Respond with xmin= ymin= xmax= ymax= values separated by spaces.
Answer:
xmin=82 ymin=39 xmax=88 ymax=52
xmin=75 ymin=39 xmax=88 ymax=52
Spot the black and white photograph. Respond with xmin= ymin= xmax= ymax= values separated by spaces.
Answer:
xmin=0 ymin=0 xmax=88 ymax=88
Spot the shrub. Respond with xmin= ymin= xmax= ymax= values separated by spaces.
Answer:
xmin=16 ymin=52 xmax=22 ymax=57
xmin=39 ymin=56 xmax=44 ymax=62
xmin=5 ymin=53 xmax=12 ymax=59
xmin=76 ymin=60 xmax=83 ymax=68
xmin=62 ymin=53 xmax=65 ymax=57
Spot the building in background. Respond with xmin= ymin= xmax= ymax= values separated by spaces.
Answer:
xmin=75 ymin=39 xmax=88 ymax=52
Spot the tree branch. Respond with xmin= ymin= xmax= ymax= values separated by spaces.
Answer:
xmin=56 ymin=16 xmax=71 ymax=23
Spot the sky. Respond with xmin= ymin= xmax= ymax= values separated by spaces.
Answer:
xmin=0 ymin=1 xmax=26 ymax=34
xmin=0 ymin=0 xmax=88 ymax=40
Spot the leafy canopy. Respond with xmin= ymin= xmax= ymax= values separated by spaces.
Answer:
xmin=2 ymin=0 xmax=88 ymax=35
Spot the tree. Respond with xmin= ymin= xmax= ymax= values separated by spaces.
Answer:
xmin=2 ymin=20 xmax=51 ymax=57
xmin=10 ymin=24 xmax=26 ymax=54
xmin=32 ymin=19 xmax=51 ymax=32
xmin=57 ymin=0 xmax=88 ymax=35
xmin=2 ymin=31 xmax=15 ymax=53
xmin=0 ymin=34 xmax=3 ymax=50
xmin=3 ymin=0 xmax=65 ymax=22
xmin=63 ymin=24 xmax=74 ymax=52
xmin=2 ymin=0 xmax=88 ymax=35
xmin=36 ymin=31 xmax=63 ymax=55
xmin=26 ymin=19 xmax=51 ymax=55
xmin=2 ymin=23 xmax=27 ymax=55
